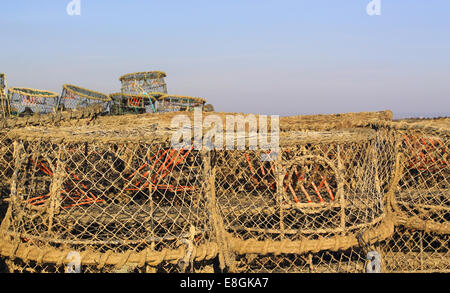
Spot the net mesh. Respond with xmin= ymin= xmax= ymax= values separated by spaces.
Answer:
xmin=0 ymin=111 xmax=448 ymax=273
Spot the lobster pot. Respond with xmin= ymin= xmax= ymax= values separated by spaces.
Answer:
xmin=0 ymin=125 xmax=216 ymax=273
xmin=389 ymin=121 xmax=449 ymax=229
xmin=157 ymin=95 xmax=206 ymax=113
xmin=59 ymin=85 xmax=111 ymax=113
xmin=110 ymin=93 xmax=157 ymax=115
xmin=8 ymin=87 xmax=58 ymax=116
xmin=120 ymin=71 xmax=168 ymax=96
xmin=213 ymin=129 xmax=393 ymax=272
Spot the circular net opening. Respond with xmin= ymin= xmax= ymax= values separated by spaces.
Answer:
xmin=59 ymin=84 xmax=111 ymax=113
xmin=157 ymin=95 xmax=206 ymax=113
xmin=120 ymin=71 xmax=168 ymax=96
xmin=8 ymin=87 xmax=59 ymax=116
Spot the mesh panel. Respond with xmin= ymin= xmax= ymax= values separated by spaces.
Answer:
xmin=379 ymin=226 xmax=449 ymax=273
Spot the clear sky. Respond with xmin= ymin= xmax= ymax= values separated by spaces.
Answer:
xmin=0 ymin=0 xmax=449 ymax=118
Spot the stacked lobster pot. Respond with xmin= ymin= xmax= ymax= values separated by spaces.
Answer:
xmin=376 ymin=119 xmax=449 ymax=272
xmin=1 ymin=109 xmax=449 ymax=273
xmin=7 ymin=87 xmax=59 ymax=116
xmin=58 ymin=84 xmax=112 ymax=114
xmin=111 ymin=71 xmax=168 ymax=115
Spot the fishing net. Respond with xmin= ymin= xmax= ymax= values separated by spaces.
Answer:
xmin=157 ymin=95 xmax=206 ymax=113
xmin=8 ymin=88 xmax=59 ymax=117
xmin=120 ymin=71 xmax=168 ymax=96
xmin=58 ymin=85 xmax=111 ymax=114
xmin=110 ymin=93 xmax=157 ymax=115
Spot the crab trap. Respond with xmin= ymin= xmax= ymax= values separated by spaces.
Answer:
xmin=210 ymin=128 xmax=396 ymax=272
xmin=58 ymin=85 xmax=111 ymax=114
xmin=0 ymin=124 xmax=218 ymax=273
xmin=7 ymin=87 xmax=59 ymax=117
xmin=157 ymin=95 xmax=206 ymax=113
xmin=119 ymin=71 xmax=168 ymax=96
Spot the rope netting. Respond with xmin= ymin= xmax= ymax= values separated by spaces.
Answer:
xmin=120 ymin=71 xmax=168 ymax=97
xmin=0 ymin=111 xmax=447 ymax=273
xmin=157 ymin=95 xmax=207 ymax=113
xmin=58 ymin=85 xmax=111 ymax=114
xmin=7 ymin=88 xmax=59 ymax=117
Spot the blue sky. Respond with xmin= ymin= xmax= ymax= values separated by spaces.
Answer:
xmin=0 ymin=0 xmax=449 ymax=118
